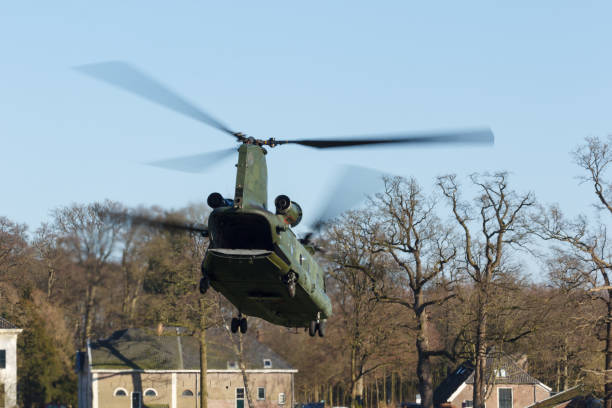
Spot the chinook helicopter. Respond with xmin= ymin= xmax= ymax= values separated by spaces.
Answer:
xmin=77 ymin=61 xmax=494 ymax=337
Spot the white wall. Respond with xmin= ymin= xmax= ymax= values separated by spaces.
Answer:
xmin=0 ymin=329 xmax=22 ymax=408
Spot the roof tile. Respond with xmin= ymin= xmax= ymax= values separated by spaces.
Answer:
xmin=0 ymin=317 xmax=17 ymax=329
xmin=89 ymin=327 xmax=294 ymax=371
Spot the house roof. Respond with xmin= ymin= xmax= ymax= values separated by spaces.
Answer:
xmin=434 ymin=351 xmax=551 ymax=405
xmin=464 ymin=351 xmax=549 ymax=388
xmin=0 ymin=317 xmax=17 ymax=329
xmin=434 ymin=362 xmax=475 ymax=405
xmin=88 ymin=327 xmax=294 ymax=371
xmin=526 ymin=385 xmax=585 ymax=408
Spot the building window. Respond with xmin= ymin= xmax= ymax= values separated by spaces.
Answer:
xmin=279 ymin=392 xmax=286 ymax=405
xmin=182 ymin=390 xmax=194 ymax=396
xmin=462 ymin=401 xmax=473 ymax=408
xmin=228 ymin=361 xmax=238 ymax=369
xmin=495 ymin=369 xmax=507 ymax=378
xmin=144 ymin=388 xmax=158 ymax=397
xmin=0 ymin=350 xmax=5 ymax=369
xmin=237 ymin=388 xmax=246 ymax=408
xmin=499 ymin=388 xmax=513 ymax=408
xmin=114 ymin=388 xmax=128 ymax=397
xmin=263 ymin=359 xmax=272 ymax=368
xmin=257 ymin=387 xmax=265 ymax=400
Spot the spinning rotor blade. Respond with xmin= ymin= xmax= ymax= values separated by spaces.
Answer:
xmin=147 ymin=147 xmax=237 ymax=173
xmin=75 ymin=61 xmax=237 ymax=138
xmin=288 ymin=128 xmax=493 ymax=149
xmin=301 ymin=165 xmax=385 ymax=245
xmin=102 ymin=210 xmax=208 ymax=236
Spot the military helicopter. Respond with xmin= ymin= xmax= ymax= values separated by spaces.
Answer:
xmin=77 ymin=61 xmax=494 ymax=337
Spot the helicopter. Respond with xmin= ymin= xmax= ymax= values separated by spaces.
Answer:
xmin=77 ymin=61 xmax=494 ymax=337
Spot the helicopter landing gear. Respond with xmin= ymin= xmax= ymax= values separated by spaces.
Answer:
xmin=283 ymin=271 xmax=297 ymax=298
xmin=308 ymin=321 xmax=317 ymax=337
xmin=199 ymin=277 xmax=210 ymax=295
xmin=308 ymin=313 xmax=325 ymax=337
xmin=231 ymin=314 xmax=247 ymax=334
xmin=200 ymin=261 xmax=210 ymax=295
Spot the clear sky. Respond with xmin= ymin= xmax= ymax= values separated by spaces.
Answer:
xmin=1 ymin=2 xmax=610 ymax=244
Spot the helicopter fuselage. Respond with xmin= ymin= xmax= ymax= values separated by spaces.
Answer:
xmin=201 ymin=144 xmax=332 ymax=328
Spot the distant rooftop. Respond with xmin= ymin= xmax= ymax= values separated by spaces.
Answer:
xmin=0 ymin=317 xmax=17 ymax=329
xmin=88 ymin=327 xmax=294 ymax=371
xmin=435 ymin=350 xmax=551 ymax=406
xmin=464 ymin=350 xmax=549 ymax=387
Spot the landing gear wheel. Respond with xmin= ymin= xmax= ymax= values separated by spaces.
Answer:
xmin=308 ymin=321 xmax=317 ymax=337
xmin=199 ymin=277 xmax=210 ymax=295
xmin=239 ymin=317 xmax=248 ymax=334
xmin=230 ymin=318 xmax=239 ymax=333
xmin=317 ymin=320 xmax=326 ymax=337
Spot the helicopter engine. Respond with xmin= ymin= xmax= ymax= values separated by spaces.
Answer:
xmin=207 ymin=192 xmax=234 ymax=208
xmin=274 ymin=195 xmax=303 ymax=227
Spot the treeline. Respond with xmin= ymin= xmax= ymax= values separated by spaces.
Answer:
xmin=1 ymin=137 xmax=611 ymax=408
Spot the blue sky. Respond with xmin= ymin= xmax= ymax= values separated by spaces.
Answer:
xmin=1 ymin=1 xmax=610 ymax=244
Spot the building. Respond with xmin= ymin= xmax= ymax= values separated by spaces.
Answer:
xmin=0 ymin=317 xmax=22 ymax=408
xmin=77 ymin=327 xmax=297 ymax=408
xmin=525 ymin=385 xmax=591 ymax=408
xmin=434 ymin=351 xmax=552 ymax=408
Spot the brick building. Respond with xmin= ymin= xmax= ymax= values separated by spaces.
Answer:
xmin=76 ymin=327 xmax=296 ymax=408
xmin=434 ymin=351 xmax=551 ymax=408
xmin=0 ymin=317 xmax=22 ymax=408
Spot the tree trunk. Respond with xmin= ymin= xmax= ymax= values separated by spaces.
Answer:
xmin=46 ymin=265 xmax=56 ymax=299
xmin=555 ymin=362 xmax=561 ymax=393
xmin=351 ymin=346 xmax=364 ymax=408
xmin=200 ymin=299 xmax=208 ymax=408
xmin=399 ymin=373 xmax=403 ymax=404
xmin=238 ymin=333 xmax=255 ymax=408
xmin=375 ymin=375 xmax=379 ymax=408
xmin=382 ymin=367 xmax=387 ymax=406
xmin=82 ymin=283 xmax=97 ymax=350
xmin=416 ymin=303 xmax=434 ymax=408
xmin=561 ymin=339 xmax=569 ymax=391
xmin=391 ymin=371 xmax=395 ymax=407
xmin=416 ymin=351 xmax=433 ymax=408
xmin=473 ymin=308 xmax=488 ymax=408
xmin=605 ymin=293 xmax=612 ymax=408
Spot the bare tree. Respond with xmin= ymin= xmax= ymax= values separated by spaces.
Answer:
xmin=213 ymin=294 xmax=256 ymax=408
xmin=51 ymin=200 xmax=123 ymax=349
xmin=533 ymin=136 xmax=612 ymax=408
xmin=0 ymin=216 xmax=30 ymax=282
xmin=332 ymin=177 xmax=457 ymax=408
xmin=438 ymin=172 xmax=534 ymax=408
xmin=33 ymin=224 xmax=70 ymax=300
xmin=326 ymin=208 xmax=404 ymax=408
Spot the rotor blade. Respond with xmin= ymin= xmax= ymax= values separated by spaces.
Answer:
xmin=146 ymin=147 xmax=237 ymax=173
xmin=288 ymin=128 xmax=494 ymax=149
xmin=75 ymin=61 xmax=237 ymax=137
xmin=102 ymin=210 xmax=208 ymax=236
xmin=302 ymin=165 xmax=385 ymax=243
